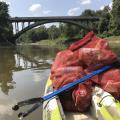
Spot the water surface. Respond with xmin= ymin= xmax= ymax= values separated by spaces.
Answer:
xmin=0 ymin=45 xmax=120 ymax=120
xmin=0 ymin=46 xmax=60 ymax=120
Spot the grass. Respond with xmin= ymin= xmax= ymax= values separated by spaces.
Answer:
xmin=32 ymin=37 xmax=84 ymax=49
xmin=105 ymin=36 xmax=120 ymax=56
xmin=20 ymin=35 xmax=120 ymax=51
xmin=30 ymin=37 xmax=68 ymax=50
xmin=106 ymin=36 xmax=120 ymax=48
xmin=106 ymin=36 xmax=120 ymax=41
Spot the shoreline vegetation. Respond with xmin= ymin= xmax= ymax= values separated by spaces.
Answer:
xmin=18 ymin=35 xmax=120 ymax=49
xmin=18 ymin=37 xmax=80 ymax=48
xmin=0 ymin=1 xmax=120 ymax=47
xmin=16 ymin=0 xmax=120 ymax=47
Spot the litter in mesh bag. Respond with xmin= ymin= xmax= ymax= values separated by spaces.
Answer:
xmin=50 ymin=31 xmax=119 ymax=112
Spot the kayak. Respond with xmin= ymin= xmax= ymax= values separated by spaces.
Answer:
xmin=43 ymin=78 xmax=120 ymax=120
xmin=43 ymin=78 xmax=65 ymax=120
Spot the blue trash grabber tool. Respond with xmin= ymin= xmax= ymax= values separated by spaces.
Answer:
xmin=12 ymin=61 xmax=120 ymax=119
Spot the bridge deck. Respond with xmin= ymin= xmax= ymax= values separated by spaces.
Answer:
xmin=9 ymin=16 xmax=99 ymax=22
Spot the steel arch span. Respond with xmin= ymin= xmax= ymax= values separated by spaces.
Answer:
xmin=14 ymin=20 xmax=95 ymax=39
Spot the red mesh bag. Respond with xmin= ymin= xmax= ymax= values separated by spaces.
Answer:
xmin=78 ymin=48 xmax=118 ymax=72
xmin=68 ymin=31 xmax=110 ymax=51
xmin=51 ymin=50 xmax=80 ymax=75
xmin=59 ymin=80 xmax=92 ymax=112
xmin=68 ymin=31 xmax=95 ymax=51
xmin=88 ymin=69 xmax=120 ymax=100
xmin=72 ymin=81 xmax=92 ymax=112
xmin=51 ymin=66 xmax=85 ymax=89
xmin=68 ymin=31 xmax=117 ymax=71
xmin=99 ymin=69 xmax=120 ymax=100
xmin=50 ymin=31 xmax=119 ymax=112
xmin=51 ymin=31 xmax=118 ymax=76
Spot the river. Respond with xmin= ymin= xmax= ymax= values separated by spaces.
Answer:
xmin=0 ymin=45 xmax=120 ymax=120
xmin=0 ymin=45 xmax=60 ymax=120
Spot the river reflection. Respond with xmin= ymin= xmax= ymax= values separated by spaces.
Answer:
xmin=0 ymin=46 xmax=60 ymax=120
xmin=0 ymin=45 xmax=120 ymax=120
xmin=0 ymin=47 xmax=16 ymax=95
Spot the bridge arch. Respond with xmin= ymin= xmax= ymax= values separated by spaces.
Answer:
xmin=14 ymin=19 xmax=92 ymax=39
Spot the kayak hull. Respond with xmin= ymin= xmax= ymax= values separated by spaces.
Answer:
xmin=43 ymin=78 xmax=120 ymax=120
xmin=43 ymin=78 xmax=65 ymax=120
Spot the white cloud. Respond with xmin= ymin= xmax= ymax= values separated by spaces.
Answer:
xmin=100 ymin=2 xmax=113 ymax=10
xmin=0 ymin=0 xmax=7 ymax=2
xmin=100 ymin=5 xmax=105 ymax=10
xmin=68 ymin=7 xmax=80 ymax=16
xmin=109 ymin=2 xmax=112 ymax=9
xmin=29 ymin=4 xmax=51 ymax=15
xmin=78 ymin=0 xmax=91 ymax=5
xmin=29 ymin=4 xmax=42 ymax=12
xmin=43 ymin=10 xmax=51 ymax=15
xmin=0 ymin=0 xmax=10 ymax=5
xmin=45 ymin=23 xmax=59 ymax=28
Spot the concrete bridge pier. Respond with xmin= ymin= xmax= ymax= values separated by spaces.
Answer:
xmin=22 ymin=22 xmax=25 ymax=30
xmin=15 ymin=22 xmax=19 ymax=33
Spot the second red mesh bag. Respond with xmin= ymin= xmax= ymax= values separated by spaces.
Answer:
xmin=90 ymin=68 xmax=120 ymax=100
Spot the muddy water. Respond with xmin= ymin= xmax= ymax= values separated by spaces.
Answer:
xmin=0 ymin=45 xmax=120 ymax=120
xmin=0 ymin=46 xmax=60 ymax=120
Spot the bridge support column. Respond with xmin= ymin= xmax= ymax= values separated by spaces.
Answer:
xmin=15 ymin=22 xmax=19 ymax=33
xmin=17 ymin=22 xmax=19 ymax=32
xmin=22 ymin=22 xmax=25 ymax=30
xmin=28 ymin=22 xmax=31 ymax=26
xmin=15 ymin=22 xmax=17 ymax=33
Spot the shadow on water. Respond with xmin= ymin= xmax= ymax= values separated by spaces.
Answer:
xmin=0 ymin=47 xmax=16 ymax=95
xmin=0 ymin=45 xmax=60 ymax=120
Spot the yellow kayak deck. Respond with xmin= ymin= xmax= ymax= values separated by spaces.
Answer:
xmin=43 ymin=78 xmax=120 ymax=120
xmin=43 ymin=78 xmax=94 ymax=120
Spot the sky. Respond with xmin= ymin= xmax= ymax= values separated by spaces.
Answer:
xmin=0 ymin=0 xmax=112 ymax=17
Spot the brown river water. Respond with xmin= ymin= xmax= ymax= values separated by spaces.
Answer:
xmin=0 ymin=45 xmax=60 ymax=120
xmin=0 ymin=45 xmax=120 ymax=120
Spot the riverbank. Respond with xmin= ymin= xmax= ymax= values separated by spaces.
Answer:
xmin=20 ymin=37 xmax=82 ymax=50
xmin=106 ymin=36 xmax=120 ymax=44
xmin=19 ymin=36 xmax=120 ymax=50
xmin=106 ymin=36 xmax=120 ymax=49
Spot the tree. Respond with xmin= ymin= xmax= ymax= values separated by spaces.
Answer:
xmin=0 ymin=2 xmax=13 ymax=44
xmin=64 ymin=24 xmax=80 ymax=38
xmin=80 ymin=9 xmax=99 ymax=34
xmin=29 ymin=30 xmax=38 ymax=42
xmin=48 ymin=25 xmax=60 ymax=40
xmin=80 ymin=9 xmax=96 ymax=17
xmin=109 ymin=0 xmax=120 ymax=35
xmin=95 ymin=10 xmax=103 ymax=17
xmin=36 ymin=25 xmax=48 ymax=40
xmin=59 ymin=23 xmax=66 ymax=38
xmin=98 ymin=6 xmax=111 ymax=34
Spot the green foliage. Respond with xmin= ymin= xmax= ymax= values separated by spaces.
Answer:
xmin=19 ymin=25 xmax=49 ymax=43
xmin=19 ymin=1 xmax=120 ymax=44
xmin=81 ymin=9 xmax=96 ymax=17
xmin=30 ymin=26 xmax=48 ymax=42
xmin=47 ymin=25 xmax=60 ymax=40
xmin=109 ymin=0 xmax=120 ymax=35
xmin=95 ymin=10 xmax=103 ymax=17
xmin=98 ymin=6 xmax=111 ymax=34
xmin=64 ymin=24 xmax=80 ymax=38
xmin=98 ymin=31 xmax=111 ymax=38
xmin=0 ymin=2 xmax=13 ymax=44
